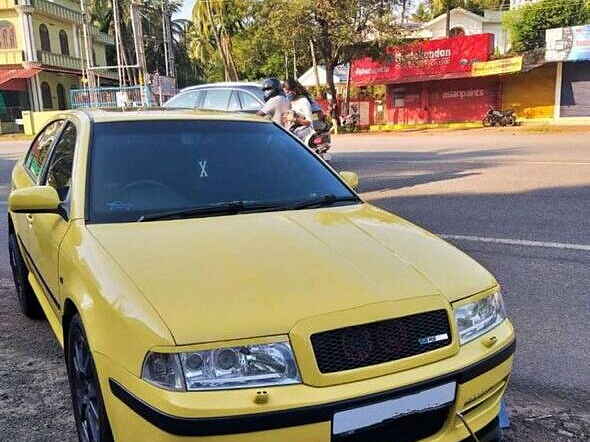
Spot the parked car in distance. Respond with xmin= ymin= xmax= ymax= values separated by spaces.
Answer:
xmin=163 ymin=82 xmax=265 ymax=113
xmin=8 ymin=108 xmax=514 ymax=442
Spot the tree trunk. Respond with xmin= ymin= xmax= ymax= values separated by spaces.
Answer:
xmin=325 ymin=62 xmax=339 ymax=127
xmin=445 ymin=5 xmax=451 ymax=37
xmin=221 ymin=33 xmax=239 ymax=81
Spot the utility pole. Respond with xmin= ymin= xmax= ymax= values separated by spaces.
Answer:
xmin=161 ymin=0 xmax=175 ymax=78
xmin=130 ymin=0 xmax=147 ymax=84
xmin=79 ymin=0 xmax=97 ymax=101
xmin=284 ymin=53 xmax=289 ymax=80
xmin=292 ymin=45 xmax=297 ymax=79
xmin=445 ymin=4 xmax=451 ymax=38
xmin=112 ymin=0 xmax=125 ymax=85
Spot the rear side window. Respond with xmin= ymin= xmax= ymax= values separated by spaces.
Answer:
xmin=201 ymin=89 xmax=232 ymax=110
xmin=44 ymin=122 xmax=76 ymax=201
xmin=165 ymin=91 xmax=201 ymax=108
xmin=24 ymin=120 xmax=64 ymax=181
xmin=239 ymin=91 xmax=262 ymax=111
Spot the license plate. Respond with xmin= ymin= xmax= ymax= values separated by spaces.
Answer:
xmin=332 ymin=382 xmax=456 ymax=435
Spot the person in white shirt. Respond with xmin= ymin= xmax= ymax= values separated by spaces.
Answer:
xmin=283 ymin=78 xmax=314 ymax=126
xmin=257 ymin=78 xmax=290 ymax=126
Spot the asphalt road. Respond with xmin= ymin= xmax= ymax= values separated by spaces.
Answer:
xmin=331 ymin=128 xmax=590 ymax=403
xmin=0 ymin=128 xmax=589 ymax=440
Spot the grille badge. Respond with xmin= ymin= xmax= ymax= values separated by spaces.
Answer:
xmin=418 ymin=333 xmax=449 ymax=345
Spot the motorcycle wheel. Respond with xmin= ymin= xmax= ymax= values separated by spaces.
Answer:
xmin=483 ymin=116 xmax=493 ymax=127
xmin=505 ymin=116 xmax=516 ymax=126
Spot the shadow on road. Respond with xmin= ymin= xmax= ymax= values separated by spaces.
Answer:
xmin=332 ymin=147 xmax=523 ymax=193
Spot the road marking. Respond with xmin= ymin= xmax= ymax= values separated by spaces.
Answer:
xmin=440 ymin=234 xmax=590 ymax=252
xmin=367 ymin=160 xmax=590 ymax=166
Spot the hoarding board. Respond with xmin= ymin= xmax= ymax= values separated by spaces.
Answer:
xmin=472 ymin=56 xmax=523 ymax=77
xmin=546 ymin=25 xmax=590 ymax=62
xmin=351 ymin=34 xmax=493 ymax=86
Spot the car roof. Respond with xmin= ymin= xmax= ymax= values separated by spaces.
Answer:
xmin=180 ymin=82 xmax=262 ymax=92
xmin=60 ymin=108 xmax=271 ymax=124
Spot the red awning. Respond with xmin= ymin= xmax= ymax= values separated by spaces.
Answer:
xmin=0 ymin=67 xmax=40 ymax=91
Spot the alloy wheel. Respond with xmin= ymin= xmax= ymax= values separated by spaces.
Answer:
xmin=70 ymin=329 xmax=101 ymax=442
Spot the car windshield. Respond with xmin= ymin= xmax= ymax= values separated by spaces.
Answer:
xmin=88 ymin=120 xmax=358 ymax=223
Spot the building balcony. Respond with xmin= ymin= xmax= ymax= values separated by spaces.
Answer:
xmin=37 ymin=50 xmax=82 ymax=70
xmin=0 ymin=49 xmax=24 ymax=65
xmin=31 ymin=0 xmax=83 ymax=25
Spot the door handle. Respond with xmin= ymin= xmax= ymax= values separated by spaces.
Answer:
xmin=26 ymin=214 xmax=34 ymax=225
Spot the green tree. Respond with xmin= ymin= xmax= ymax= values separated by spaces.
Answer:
xmin=262 ymin=0 xmax=402 ymax=122
xmin=412 ymin=2 xmax=433 ymax=22
xmin=503 ymin=0 xmax=590 ymax=52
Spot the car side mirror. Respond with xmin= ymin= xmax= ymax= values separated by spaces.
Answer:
xmin=339 ymin=171 xmax=359 ymax=191
xmin=9 ymin=186 xmax=61 ymax=214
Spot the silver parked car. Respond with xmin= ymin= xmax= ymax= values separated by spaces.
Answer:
xmin=164 ymin=82 xmax=265 ymax=113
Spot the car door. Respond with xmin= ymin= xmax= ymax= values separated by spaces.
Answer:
xmin=31 ymin=120 xmax=78 ymax=313
xmin=12 ymin=120 xmax=65 ymax=312
xmin=13 ymin=120 xmax=64 ymax=251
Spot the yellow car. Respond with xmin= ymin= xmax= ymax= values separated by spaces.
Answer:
xmin=8 ymin=109 xmax=514 ymax=442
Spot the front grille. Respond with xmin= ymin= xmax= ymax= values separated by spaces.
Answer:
xmin=332 ymin=405 xmax=450 ymax=442
xmin=311 ymin=309 xmax=451 ymax=373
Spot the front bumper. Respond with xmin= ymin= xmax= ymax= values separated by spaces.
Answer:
xmin=97 ymin=321 xmax=514 ymax=441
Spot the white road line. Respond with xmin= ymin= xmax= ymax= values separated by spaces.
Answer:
xmin=440 ymin=234 xmax=590 ymax=252
xmin=368 ymin=160 xmax=590 ymax=166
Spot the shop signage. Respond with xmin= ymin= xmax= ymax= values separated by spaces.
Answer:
xmin=351 ymin=34 xmax=493 ymax=86
xmin=546 ymin=25 xmax=590 ymax=62
xmin=472 ymin=56 xmax=523 ymax=77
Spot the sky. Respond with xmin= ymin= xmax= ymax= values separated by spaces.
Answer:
xmin=174 ymin=0 xmax=196 ymax=20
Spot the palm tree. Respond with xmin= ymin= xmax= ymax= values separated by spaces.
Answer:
xmin=192 ymin=0 xmax=246 ymax=81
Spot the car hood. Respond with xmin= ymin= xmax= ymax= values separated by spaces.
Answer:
xmin=87 ymin=204 xmax=496 ymax=345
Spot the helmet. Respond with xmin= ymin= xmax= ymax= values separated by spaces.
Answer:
xmin=261 ymin=78 xmax=282 ymax=102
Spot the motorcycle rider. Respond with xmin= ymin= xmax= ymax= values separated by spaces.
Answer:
xmin=257 ymin=78 xmax=290 ymax=126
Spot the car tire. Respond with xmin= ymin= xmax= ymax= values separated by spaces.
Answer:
xmin=67 ymin=314 xmax=114 ymax=442
xmin=8 ymin=232 xmax=44 ymax=319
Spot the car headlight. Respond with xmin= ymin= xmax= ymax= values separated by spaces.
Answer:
xmin=454 ymin=291 xmax=507 ymax=345
xmin=142 ymin=341 xmax=301 ymax=391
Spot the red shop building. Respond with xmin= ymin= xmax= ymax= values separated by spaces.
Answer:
xmin=352 ymin=34 xmax=500 ymax=125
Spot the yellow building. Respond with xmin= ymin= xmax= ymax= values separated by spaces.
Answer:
xmin=0 ymin=0 xmax=115 ymax=128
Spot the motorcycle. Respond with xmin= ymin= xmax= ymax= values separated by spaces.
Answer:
xmin=286 ymin=110 xmax=332 ymax=162
xmin=341 ymin=106 xmax=360 ymax=132
xmin=483 ymin=106 xmax=517 ymax=127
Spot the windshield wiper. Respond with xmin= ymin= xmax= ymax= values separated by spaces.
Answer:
xmin=286 ymin=194 xmax=359 ymax=210
xmin=137 ymin=201 xmax=277 ymax=222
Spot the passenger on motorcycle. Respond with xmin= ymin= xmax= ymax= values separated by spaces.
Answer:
xmin=257 ymin=78 xmax=290 ymax=126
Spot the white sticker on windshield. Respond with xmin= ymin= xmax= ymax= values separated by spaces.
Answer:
xmin=199 ymin=160 xmax=208 ymax=178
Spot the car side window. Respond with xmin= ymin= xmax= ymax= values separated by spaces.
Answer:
xmin=201 ymin=89 xmax=232 ymax=110
xmin=228 ymin=91 xmax=241 ymax=111
xmin=44 ymin=121 xmax=76 ymax=201
xmin=165 ymin=91 xmax=201 ymax=108
xmin=24 ymin=120 xmax=64 ymax=181
xmin=239 ymin=91 xmax=262 ymax=111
